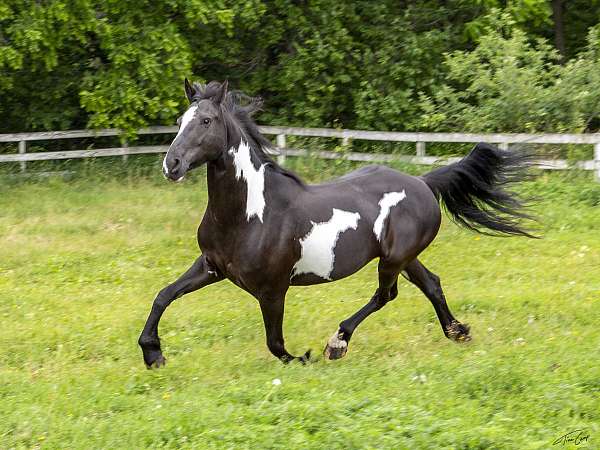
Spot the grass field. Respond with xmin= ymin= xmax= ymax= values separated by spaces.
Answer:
xmin=1 ymin=162 xmax=599 ymax=449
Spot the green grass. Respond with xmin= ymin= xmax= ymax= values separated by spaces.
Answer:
xmin=1 ymin=165 xmax=599 ymax=449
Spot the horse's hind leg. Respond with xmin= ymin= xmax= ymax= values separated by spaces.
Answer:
xmin=403 ymin=259 xmax=471 ymax=342
xmin=138 ymin=255 xmax=223 ymax=368
xmin=324 ymin=259 xmax=401 ymax=360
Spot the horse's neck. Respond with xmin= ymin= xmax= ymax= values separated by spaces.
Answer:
xmin=206 ymin=138 xmax=290 ymax=224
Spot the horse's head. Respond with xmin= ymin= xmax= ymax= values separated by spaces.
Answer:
xmin=162 ymin=79 xmax=229 ymax=182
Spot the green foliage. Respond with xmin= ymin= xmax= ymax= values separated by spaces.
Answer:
xmin=79 ymin=20 xmax=192 ymax=132
xmin=419 ymin=13 xmax=600 ymax=133
xmin=0 ymin=0 xmax=246 ymax=132
xmin=1 ymin=1 xmax=600 ymax=135
xmin=0 ymin=0 xmax=96 ymax=129
xmin=260 ymin=1 xmax=493 ymax=130
xmin=463 ymin=0 xmax=552 ymax=42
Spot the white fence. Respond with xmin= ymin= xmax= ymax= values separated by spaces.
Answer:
xmin=0 ymin=125 xmax=599 ymax=180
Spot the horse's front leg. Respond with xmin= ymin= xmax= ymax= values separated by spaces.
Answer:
xmin=138 ymin=255 xmax=223 ymax=368
xmin=257 ymin=294 xmax=311 ymax=364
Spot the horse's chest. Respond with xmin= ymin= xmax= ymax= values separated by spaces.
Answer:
xmin=197 ymin=219 xmax=275 ymax=280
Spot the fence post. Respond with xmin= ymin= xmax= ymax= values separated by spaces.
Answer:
xmin=595 ymin=142 xmax=600 ymax=182
xmin=18 ymin=140 xmax=26 ymax=172
xmin=498 ymin=142 xmax=509 ymax=151
xmin=416 ymin=141 xmax=426 ymax=157
xmin=276 ymin=134 xmax=286 ymax=166
xmin=122 ymin=140 xmax=128 ymax=163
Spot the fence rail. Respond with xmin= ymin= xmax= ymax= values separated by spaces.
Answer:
xmin=1 ymin=125 xmax=599 ymax=180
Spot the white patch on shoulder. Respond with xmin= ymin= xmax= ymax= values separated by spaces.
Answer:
xmin=293 ymin=208 xmax=361 ymax=280
xmin=373 ymin=190 xmax=406 ymax=241
xmin=228 ymin=140 xmax=266 ymax=222
xmin=163 ymin=105 xmax=198 ymax=175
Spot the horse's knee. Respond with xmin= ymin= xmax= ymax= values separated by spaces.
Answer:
xmin=154 ymin=286 xmax=176 ymax=310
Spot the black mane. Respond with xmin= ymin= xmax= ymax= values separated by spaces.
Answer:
xmin=191 ymin=81 xmax=305 ymax=185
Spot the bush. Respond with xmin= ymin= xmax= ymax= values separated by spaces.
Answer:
xmin=418 ymin=13 xmax=600 ymax=134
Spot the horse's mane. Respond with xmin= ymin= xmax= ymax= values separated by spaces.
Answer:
xmin=191 ymin=81 xmax=305 ymax=186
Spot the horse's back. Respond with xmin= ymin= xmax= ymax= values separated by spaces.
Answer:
xmin=307 ymin=164 xmax=437 ymax=210
xmin=311 ymin=164 xmax=401 ymax=187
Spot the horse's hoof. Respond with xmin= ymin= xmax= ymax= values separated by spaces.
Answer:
xmin=299 ymin=349 xmax=312 ymax=364
xmin=144 ymin=352 xmax=167 ymax=369
xmin=323 ymin=331 xmax=348 ymax=360
xmin=446 ymin=321 xmax=471 ymax=343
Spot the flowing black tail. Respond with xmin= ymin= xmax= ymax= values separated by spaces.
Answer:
xmin=422 ymin=142 xmax=537 ymax=238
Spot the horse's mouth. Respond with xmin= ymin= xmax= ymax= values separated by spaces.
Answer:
xmin=162 ymin=170 xmax=185 ymax=183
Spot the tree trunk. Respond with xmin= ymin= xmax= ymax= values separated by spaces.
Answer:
xmin=552 ymin=0 xmax=566 ymax=61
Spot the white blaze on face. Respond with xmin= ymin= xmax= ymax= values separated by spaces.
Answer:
xmin=293 ymin=208 xmax=361 ymax=280
xmin=163 ymin=105 xmax=199 ymax=175
xmin=228 ymin=140 xmax=266 ymax=222
xmin=175 ymin=104 xmax=199 ymax=139
xmin=373 ymin=190 xmax=406 ymax=241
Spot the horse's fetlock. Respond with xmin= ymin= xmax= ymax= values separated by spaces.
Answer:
xmin=267 ymin=339 xmax=286 ymax=356
xmin=139 ymin=335 xmax=160 ymax=350
xmin=337 ymin=324 xmax=353 ymax=341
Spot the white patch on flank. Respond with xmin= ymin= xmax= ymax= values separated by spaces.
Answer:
xmin=163 ymin=105 xmax=199 ymax=175
xmin=293 ymin=208 xmax=361 ymax=280
xmin=228 ymin=140 xmax=266 ymax=222
xmin=373 ymin=190 xmax=407 ymax=241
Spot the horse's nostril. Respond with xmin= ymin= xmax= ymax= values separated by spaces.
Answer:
xmin=171 ymin=158 xmax=181 ymax=173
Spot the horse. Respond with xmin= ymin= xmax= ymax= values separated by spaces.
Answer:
xmin=138 ymin=79 xmax=535 ymax=368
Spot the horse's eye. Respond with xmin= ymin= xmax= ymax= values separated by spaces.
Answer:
xmin=203 ymin=118 xmax=211 ymax=125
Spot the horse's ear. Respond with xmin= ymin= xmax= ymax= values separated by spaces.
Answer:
xmin=214 ymin=80 xmax=228 ymax=104
xmin=184 ymin=78 xmax=195 ymax=103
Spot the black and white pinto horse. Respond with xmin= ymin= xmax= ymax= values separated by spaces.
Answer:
xmin=139 ymin=80 xmax=534 ymax=367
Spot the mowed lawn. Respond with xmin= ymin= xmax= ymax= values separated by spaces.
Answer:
xmin=1 ymin=166 xmax=599 ymax=449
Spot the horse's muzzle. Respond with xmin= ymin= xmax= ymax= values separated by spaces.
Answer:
xmin=162 ymin=154 xmax=189 ymax=182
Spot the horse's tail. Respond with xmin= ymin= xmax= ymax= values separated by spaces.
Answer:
xmin=422 ymin=142 xmax=537 ymax=238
